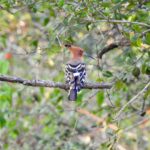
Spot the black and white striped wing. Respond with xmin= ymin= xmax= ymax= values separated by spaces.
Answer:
xmin=65 ymin=63 xmax=86 ymax=88
xmin=77 ymin=63 xmax=86 ymax=87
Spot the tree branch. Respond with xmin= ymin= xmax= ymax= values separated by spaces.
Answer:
xmin=0 ymin=75 xmax=112 ymax=90
xmin=98 ymin=43 xmax=119 ymax=59
xmin=98 ymin=40 xmax=130 ymax=59
xmin=115 ymin=81 xmax=150 ymax=120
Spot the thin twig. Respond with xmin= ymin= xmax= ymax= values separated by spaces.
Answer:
xmin=85 ymin=19 xmax=150 ymax=28
xmin=106 ymin=89 xmax=115 ymax=108
xmin=115 ymin=81 xmax=150 ymax=120
xmin=114 ymin=111 xmax=141 ymax=122
xmin=141 ymin=29 xmax=150 ymax=37
xmin=140 ymin=99 xmax=146 ymax=116
xmin=56 ymin=35 xmax=63 ymax=47
xmin=0 ymin=75 xmax=113 ymax=90
xmin=124 ymin=117 xmax=150 ymax=131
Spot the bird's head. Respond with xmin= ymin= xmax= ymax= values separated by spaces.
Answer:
xmin=65 ymin=44 xmax=84 ymax=59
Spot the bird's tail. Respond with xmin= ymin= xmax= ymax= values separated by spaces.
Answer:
xmin=68 ymin=77 xmax=80 ymax=101
xmin=68 ymin=88 xmax=77 ymax=101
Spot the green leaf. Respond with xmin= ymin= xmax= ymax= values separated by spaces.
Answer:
xmin=112 ymin=0 xmax=122 ymax=3
xmin=50 ymin=89 xmax=63 ymax=104
xmin=31 ymin=40 xmax=38 ymax=47
xmin=0 ymin=84 xmax=12 ymax=109
xmin=130 ymin=35 xmax=142 ymax=47
xmin=142 ymin=63 xmax=150 ymax=75
xmin=76 ymin=91 xmax=85 ymax=105
xmin=58 ymin=0 xmax=64 ymax=7
xmin=132 ymin=66 xmax=140 ymax=78
xmin=102 ymin=71 xmax=113 ymax=78
xmin=132 ymin=24 xmax=141 ymax=32
xmin=115 ymin=80 xmax=127 ymax=91
xmin=43 ymin=18 xmax=49 ymax=26
xmin=0 ymin=60 xmax=9 ymax=74
xmin=0 ymin=113 xmax=6 ymax=128
xmin=0 ymin=35 xmax=7 ymax=48
xmin=142 ymin=63 xmax=146 ymax=74
xmin=145 ymin=66 xmax=150 ymax=75
xmin=86 ymin=22 xmax=92 ymax=31
xmin=144 ymin=89 xmax=150 ymax=100
xmin=49 ymin=8 xmax=56 ymax=17
xmin=96 ymin=91 xmax=104 ymax=106
xmin=145 ymin=33 xmax=150 ymax=45
xmin=136 ymin=38 xmax=142 ymax=47
xmin=101 ymin=2 xmax=111 ymax=8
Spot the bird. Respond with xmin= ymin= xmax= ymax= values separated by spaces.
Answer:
xmin=65 ymin=44 xmax=86 ymax=101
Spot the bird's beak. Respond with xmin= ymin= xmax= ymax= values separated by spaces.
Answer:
xmin=84 ymin=52 xmax=96 ymax=60
xmin=64 ymin=44 xmax=71 ymax=48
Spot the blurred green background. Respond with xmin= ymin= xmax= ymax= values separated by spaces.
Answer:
xmin=0 ymin=0 xmax=150 ymax=149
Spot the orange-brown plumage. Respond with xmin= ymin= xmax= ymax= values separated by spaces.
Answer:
xmin=65 ymin=44 xmax=84 ymax=60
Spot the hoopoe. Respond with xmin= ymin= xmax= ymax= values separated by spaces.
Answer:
xmin=65 ymin=44 xmax=86 ymax=101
